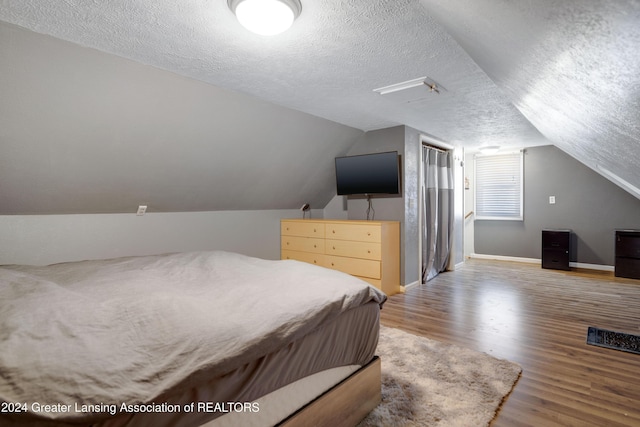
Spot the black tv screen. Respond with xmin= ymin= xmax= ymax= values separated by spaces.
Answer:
xmin=335 ymin=151 xmax=400 ymax=195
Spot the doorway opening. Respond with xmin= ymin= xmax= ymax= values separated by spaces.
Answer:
xmin=418 ymin=136 xmax=463 ymax=284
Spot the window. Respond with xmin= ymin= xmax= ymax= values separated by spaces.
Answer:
xmin=475 ymin=151 xmax=523 ymax=220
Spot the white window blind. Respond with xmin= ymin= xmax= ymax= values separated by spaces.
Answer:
xmin=475 ymin=152 xmax=523 ymax=220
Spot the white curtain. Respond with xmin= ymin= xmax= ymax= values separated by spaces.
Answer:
xmin=422 ymin=146 xmax=454 ymax=282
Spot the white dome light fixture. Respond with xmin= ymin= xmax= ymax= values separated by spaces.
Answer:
xmin=228 ymin=0 xmax=302 ymax=36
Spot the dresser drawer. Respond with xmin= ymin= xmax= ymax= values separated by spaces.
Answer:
xmin=281 ymin=236 xmax=325 ymax=254
xmin=281 ymin=221 xmax=325 ymax=238
xmin=280 ymin=219 xmax=400 ymax=295
xmin=542 ymin=229 xmax=570 ymax=249
xmin=615 ymin=257 xmax=640 ymax=279
xmin=326 ymin=223 xmax=381 ymax=243
xmin=358 ymin=276 xmax=382 ymax=290
xmin=281 ymin=250 xmax=325 ymax=267
xmin=542 ymin=248 xmax=570 ymax=270
xmin=325 ymin=255 xmax=381 ymax=279
xmin=326 ymin=239 xmax=381 ymax=260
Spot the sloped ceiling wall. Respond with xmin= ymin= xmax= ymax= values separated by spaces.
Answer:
xmin=420 ymin=0 xmax=640 ymax=195
xmin=0 ymin=21 xmax=363 ymax=214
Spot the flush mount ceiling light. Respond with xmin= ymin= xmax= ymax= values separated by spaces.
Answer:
xmin=228 ymin=0 xmax=302 ymax=36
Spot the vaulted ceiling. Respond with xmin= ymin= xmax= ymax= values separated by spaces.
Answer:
xmin=0 ymin=0 xmax=638 ymax=214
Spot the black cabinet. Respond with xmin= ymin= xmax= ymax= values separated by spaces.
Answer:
xmin=615 ymin=230 xmax=640 ymax=279
xmin=542 ymin=229 xmax=571 ymax=270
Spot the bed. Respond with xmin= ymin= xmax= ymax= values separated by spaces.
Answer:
xmin=0 ymin=251 xmax=386 ymax=427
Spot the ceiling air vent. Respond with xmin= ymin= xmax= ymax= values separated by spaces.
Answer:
xmin=373 ymin=76 xmax=446 ymax=103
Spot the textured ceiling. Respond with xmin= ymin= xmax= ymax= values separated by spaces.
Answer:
xmin=0 ymin=0 xmax=639 ymax=213
xmin=0 ymin=0 xmax=549 ymax=149
xmin=420 ymin=0 xmax=640 ymax=196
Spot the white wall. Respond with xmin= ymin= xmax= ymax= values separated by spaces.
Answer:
xmin=0 ymin=209 xmax=320 ymax=265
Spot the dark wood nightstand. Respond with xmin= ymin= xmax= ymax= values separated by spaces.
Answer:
xmin=542 ymin=229 xmax=571 ymax=271
xmin=615 ymin=230 xmax=640 ymax=279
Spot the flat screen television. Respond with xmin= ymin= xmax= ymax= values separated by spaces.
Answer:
xmin=335 ymin=151 xmax=401 ymax=195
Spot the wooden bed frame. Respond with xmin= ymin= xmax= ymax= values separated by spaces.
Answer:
xmin=279 ymin=356 xmax=381 ymax=427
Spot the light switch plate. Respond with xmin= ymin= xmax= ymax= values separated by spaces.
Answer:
xmin=549 ymin=196 xmax=556 ymax=204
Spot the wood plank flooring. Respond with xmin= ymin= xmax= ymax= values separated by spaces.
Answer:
xmin=380 ymin=259 xmax=640 ymax=427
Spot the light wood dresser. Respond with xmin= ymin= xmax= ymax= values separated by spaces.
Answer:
xmin=281 ymin=219 xmax=401 ymax=295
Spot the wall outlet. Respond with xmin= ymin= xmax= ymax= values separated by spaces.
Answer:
xmin=549 ymin=196 xmax=556 ymax=205
xmin=136 ymin=205 xmax=147 ymax=216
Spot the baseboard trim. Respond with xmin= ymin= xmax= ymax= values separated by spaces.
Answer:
xmin=469 ymin=253 xmax=614 ymax=272
xmin=401 ymin=280 xmax=420 ymax=292
xmin=469 ymin=253 xmax=540 ymax=264
xmin=570 ymin=262 xmax=614 ymax=272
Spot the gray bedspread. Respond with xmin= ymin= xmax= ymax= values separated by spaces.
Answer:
xmin=0 ymin=251 xmax=386 ymax=424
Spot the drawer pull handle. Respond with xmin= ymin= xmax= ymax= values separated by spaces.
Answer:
xmin=332 ymin=230 xmax=336 ymax=234
xmin=313 ymin=260 xmax=317 ymax=264
xmin=313 ymin=244 xmax=317 ymax=248
xmin=331 ymin=263 xmax=335 ymax=266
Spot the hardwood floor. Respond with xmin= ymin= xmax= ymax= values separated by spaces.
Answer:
xmin=380 ymin=259 xmax=640 ymax=427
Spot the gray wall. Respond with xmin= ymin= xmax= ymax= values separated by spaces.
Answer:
xmin=340 ymin=126 xmax=411 ymax=284
xmin=344 ymin=126 xmax=406 ymax=221
xmin=0 ymin=209 xmax=319 ymax=266
xmin=318 ymin=126 xmax=414 ymax=284
xmin=0 ymin=21 xmax=362 ymax=215
xmin=475 ymin=145 xmax=640 ymax=266
xmin=326 ymin=125 xmax=462 ymax=286
xmin=336 ymin=126 xmax=450 ymax=285
xmin=402 ymin=127 xmax=422 ymax=286
xmin=332 ymin=125 xmax=424 ymax=286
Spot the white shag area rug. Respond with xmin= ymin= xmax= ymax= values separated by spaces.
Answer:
xmin=358 ymin=326 xmax=522 ymax=427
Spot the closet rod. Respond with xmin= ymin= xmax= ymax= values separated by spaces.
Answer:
xmin=422 ymin=143 xmax=449 ymax=153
